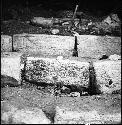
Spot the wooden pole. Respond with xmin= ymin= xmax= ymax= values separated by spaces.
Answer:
xmin=73 ymin=4 xmax=79 ymax=19
xmin=69 ymin=4 xmax=79 ymax=30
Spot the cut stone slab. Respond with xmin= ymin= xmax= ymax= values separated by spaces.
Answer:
xmin=13 ymin=34 xmax=74 ymax=57
xmin=93 ymin=60 xmax=121 ymax=94
xmin=1 ymin=52 xmax=24 ymax=84
xmin=77 ymin=35 xmax=121 ymax=59
xmin=1 ymin=35 xmax=12 ymax=52
xmin=55 ymin=95 xmax=121 ymax=124
xmin=1 ymin=100 xmax=51 ymax=124
xmin=25 ymin=56 xmax=89 ymax=86
xmin=1 ymin=87 xmax=55 ymax=123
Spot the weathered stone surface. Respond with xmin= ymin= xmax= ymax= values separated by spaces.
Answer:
xmin=77 ymin=35 xmax=121 ymax=59
xmin=1 ymin=52 xmax=24 ymax=84
xmin=109 ymin=54 xmax=121 ymax=61
xmin=55 ymin=95 xmax=121 ymax=124
xmin=1 ymin=87 xmax=55 ymax=123
xmin=93 ymin=60 xmax=121 ymax=94
xmin=13 ymin=34 xmax=74 ymax=56
xmin=13 ymin=34 xmax=121 ymax=59
xmin=1 ymin=100 xmax=51 ymax=124
xmin=1 ymin=35 xmax=12 ymax=52
xmin=25 ymin=56 xmax=89 ymax=86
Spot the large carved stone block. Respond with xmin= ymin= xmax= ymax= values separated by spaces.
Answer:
xmin=13 ymin=34 xmax=74 ymax=56
xmin=25 ymin=56 xmax=89 ymax=86
xmin=77 ymin=35 xmax=121 ymax=59
xmin=1 ymin=52 xmax=23 ymax=84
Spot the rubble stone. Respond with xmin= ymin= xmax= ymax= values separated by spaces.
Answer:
xmin=103 ymin=14 xmax=120 ymax=27
xmin=31 ymin=17 xmax=53 ymax=27
xmin=51 ymin=29 xmax=59 ymax=34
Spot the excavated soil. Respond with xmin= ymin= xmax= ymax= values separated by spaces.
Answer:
xmin=1 ymin=82 xmax=121 ymax=124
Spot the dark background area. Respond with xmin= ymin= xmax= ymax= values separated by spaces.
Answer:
xmin=1 ymin=0 xmax=122 ymax=17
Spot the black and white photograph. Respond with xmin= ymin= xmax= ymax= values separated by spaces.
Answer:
xmin=1 ymin=0 xmax=121 ymax=124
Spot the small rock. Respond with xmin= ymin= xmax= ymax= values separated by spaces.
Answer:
xmin=70 ymin=92 xmax=80 ymax=97
xmin=57 ymin=56 xmax=63 ymax=61
xmin=100 ymin=85 xmax=113 ymax=94
xmin=103 ymin=16 xmax=112 ymax=25
xmin=62 ymin=22 xmax=70 ymax=25
xmin=51 ymin=29 xmax=59 ymax=34
xmin=81 ymin=91 xmax=89 ymax=95
xmin=74 ymin=20 xmax=79 ymax=27
xmin=111 ymin=14 xmax=120 ymax=22
xmin=26 ymin=21 xmax=30 ymax=24
xmin=88 ymin=22 xmax=92 ymax=26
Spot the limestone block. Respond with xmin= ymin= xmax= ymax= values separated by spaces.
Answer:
xmin=25 ymin=56 xmax=89 ymax=86
xmin=93 ymin=60 xmax=121 ymax=94
xmin=1 ymin=87 xmax=55 ymax=121
xmin=13 ymin=34 xmax=74 ymax=56
xmin=1 ymin=101 xmax=51 ymax=124
xmin=12 ymin=108 xmax=51 ymax=124
xmin=1 ymin=35 xmax=12 ymax=52
xmin=77 ymin=35 xmax=121 ymax=59
xmin=109 ymin=54 xmax=121 ymax=60
xmin=55 ymin=95 xmax=121 ymax=124
xmin=1 ymin=52 xmax=24 ymax=84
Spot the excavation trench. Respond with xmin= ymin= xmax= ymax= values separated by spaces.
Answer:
xmin=1 ymin=34 xmax=121 ymax=124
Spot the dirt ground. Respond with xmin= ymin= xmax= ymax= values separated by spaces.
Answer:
xmin=1 ymin=82 xmax=121 ymax=124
